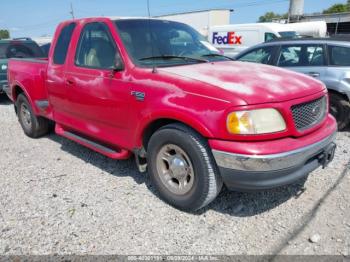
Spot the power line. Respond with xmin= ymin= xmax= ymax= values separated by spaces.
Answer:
xmin=70 ymin=2 xmax=75 ymax=19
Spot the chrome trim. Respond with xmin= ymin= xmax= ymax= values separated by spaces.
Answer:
xmin=212 ymin=132 xmax=337 ymax=172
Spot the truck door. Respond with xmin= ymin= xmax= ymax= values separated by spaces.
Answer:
xmin=64 ymin=22 xmax=131 ymax=146
xmin=276 ymin=44 xmax=327 ymax=81
xmin=46 ymin=22 xmax=76 ymax=121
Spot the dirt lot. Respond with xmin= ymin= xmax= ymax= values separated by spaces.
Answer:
xmin=0 ymin=95 xmax=349 ymax=256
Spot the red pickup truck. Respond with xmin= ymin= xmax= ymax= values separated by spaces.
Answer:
xmin=7 ymin=17 xmax=337 ymax=211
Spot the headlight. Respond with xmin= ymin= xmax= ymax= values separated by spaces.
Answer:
xmin=227 ymin=108 xmax=286 ymax=135
xmin=1 ymin=64 xmax=7 ymax=71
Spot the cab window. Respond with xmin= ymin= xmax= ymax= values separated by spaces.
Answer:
xmin=277 ymin=45 xmax=324 ymax=67
xmin=265 ymin=33 xmax=277 ymax=42
xmin=329 ymin=45 xmax=350 ymax=66
xmin=237 ymin=47 xmax=275 ymax=64
xmin=75 ymin=22 xmax=121 ymax=69
xmin=0 ymin=42 xmax=44 ymax=59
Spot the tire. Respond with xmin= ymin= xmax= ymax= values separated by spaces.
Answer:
xmin=147 ymin=123 xmax=223 ymax=211
xmin=329 ymin=93 xmax=350 ymax=131
xmin=16 ymin=94 xmax=49 ymax=138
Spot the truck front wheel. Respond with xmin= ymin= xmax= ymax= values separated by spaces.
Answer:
xmin=329 ymin=93 xmax=350 ymax=131
xmin=147 ymin=123 xmax=223 ymax=211
xmin=16 ymin=94 xmax=49 ymax=138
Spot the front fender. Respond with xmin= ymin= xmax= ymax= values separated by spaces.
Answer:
xmin=134 ymin=109 xmax=216 ymax=148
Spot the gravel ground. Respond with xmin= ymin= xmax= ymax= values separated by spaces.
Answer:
xmin=0 ymin=94 xmax=349 ymax=256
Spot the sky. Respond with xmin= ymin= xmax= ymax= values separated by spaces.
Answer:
xmin=0 ymin=0 xmax=346 ymax=38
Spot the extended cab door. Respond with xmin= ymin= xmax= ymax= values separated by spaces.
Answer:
xmin=63 ymin=21 xmax=131 ymax=146
xmin=276 ymin=44 xmax=327 ymax=81
xmin=46 ymin=22 xmax=76 ymax=120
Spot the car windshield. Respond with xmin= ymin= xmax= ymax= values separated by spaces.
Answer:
xmin=278 ymin=31 xmax=299 ymax=39
xmin=0 ymin=42 xmax=45 ymax=59
xmin=114 ymin=19 xmax=230 ymax=67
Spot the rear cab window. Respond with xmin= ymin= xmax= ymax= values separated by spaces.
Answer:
xmin=0 ymin=41 xmax=44 ymax=59
xmin=328 ymin=45 xmax=350 ymax=66
xmin=53 ymin=23 xmax=76 ymax=65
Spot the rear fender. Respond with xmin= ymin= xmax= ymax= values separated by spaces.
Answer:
xmin=11 ymin=81 xmax=39 ymax=115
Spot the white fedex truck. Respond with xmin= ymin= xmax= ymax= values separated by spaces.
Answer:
xmin=209 ymin=21 xmax=327 ymax=57
xmin=209 ymin=23 xmax=298 ymax=57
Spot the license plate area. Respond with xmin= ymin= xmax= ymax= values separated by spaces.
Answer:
xmin=318 ymin=143 xmax=336 ymax=168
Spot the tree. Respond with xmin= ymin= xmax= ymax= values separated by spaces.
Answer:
xmin=258 ymin=12 xmax=288 ymax=22
xmin=323 ymin=3 xmax=349 ymax=14
xmin=259 ymin=1 xmax=350 ymax=22
xmin=0 ymin=29 xmax=10 ymax=40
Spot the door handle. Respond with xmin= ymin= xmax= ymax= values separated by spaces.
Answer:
xmin=308 ymin=72 xmax=320 ymax=78
xmin=66 ymin=79 xmax=75 ymax=86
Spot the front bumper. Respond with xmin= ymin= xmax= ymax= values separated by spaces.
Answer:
xmin=212 ymin=131 xmax=337 ymax=191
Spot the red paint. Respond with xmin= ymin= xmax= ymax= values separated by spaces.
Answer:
xmin=228 ymin=32 xmax=235 ymax=44
xmin=227 ymin=32 xmax=242 ymax=45
xmin=7 ymin=17 xmax=337 ymax=160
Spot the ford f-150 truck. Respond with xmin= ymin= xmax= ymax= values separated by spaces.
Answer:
xmin=7 ymin=17 xmax=337 ymax=211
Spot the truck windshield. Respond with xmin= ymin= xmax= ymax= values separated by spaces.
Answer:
xmin=278 ymin=31 xmax=298 ymax=39
xmin=0 ymin=42 xmax=45 ymax=59
xmin=114 ymin=19 xmax=230 ymax=67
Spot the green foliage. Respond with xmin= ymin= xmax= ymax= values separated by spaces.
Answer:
xmin=258 ymin=12 xmax=288 ymax=22
xmin=0 ymin=29 xmax=10 ymax=40
xmin=259 ymin=1 xmax=350 ymax=22
xmin=323 ymin=2 xmax=350 ymax=14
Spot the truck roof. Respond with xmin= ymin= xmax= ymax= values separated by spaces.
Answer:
xmin=60 ymin=16 xmax=166 ymax=25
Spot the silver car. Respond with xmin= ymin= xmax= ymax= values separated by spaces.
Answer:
xmin=234 ymin=38 xmax=350 ymax=130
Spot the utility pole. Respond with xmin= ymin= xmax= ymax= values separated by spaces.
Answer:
xmin=70 ymin=2 xmax=75 ymax=19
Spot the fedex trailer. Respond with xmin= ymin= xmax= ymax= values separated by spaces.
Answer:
xmin=209 ymin=23 xmax=299 ymax=57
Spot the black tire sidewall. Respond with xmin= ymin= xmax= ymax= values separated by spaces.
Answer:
xmin=329 ymin=93 xmax=350 ymax=130
xmin=17 ymin=94 xmax=37 ymax=137
xmin=148 ymin=126 xmax=218 ymax=211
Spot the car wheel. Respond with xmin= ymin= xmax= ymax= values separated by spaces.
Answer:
xmin=16 ymin=94 xmax=49 ymax=138
xmin=147 ymin=123 xmax=223 ymax=211
xmin=329 ymin=93 xmax=350 ymax=131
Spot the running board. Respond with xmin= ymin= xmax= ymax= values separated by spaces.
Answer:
xmin=55 ymin=124 xmax=131 ymax=160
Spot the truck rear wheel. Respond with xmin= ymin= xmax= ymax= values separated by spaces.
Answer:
xmin=329 ymin=93 xmax=350 ymax=131
xmin=16 ymin=94 xmax=49 ymax=138
xmin=147 ymin=123 xmax=223 ymax=211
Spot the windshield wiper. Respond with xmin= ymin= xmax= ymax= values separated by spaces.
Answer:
xmin=139 ymin=55 xmax=208 ymax=63
xmin=201 ymin=53 xmax=234 ymax=61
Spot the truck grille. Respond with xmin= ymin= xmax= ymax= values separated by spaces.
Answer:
xmin=291 ymin=96 xmax=327 ymax=131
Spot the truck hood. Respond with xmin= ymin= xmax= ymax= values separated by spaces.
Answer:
xmin=159 ymin=61 xmax=326 ymax=105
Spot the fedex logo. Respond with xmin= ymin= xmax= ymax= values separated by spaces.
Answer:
xmin=212 ymin=32 xmax=242 ymax=45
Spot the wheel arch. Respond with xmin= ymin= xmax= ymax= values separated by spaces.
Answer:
xmin=11 ymin=82 xmax=38 ymax=115
xmin=140 ymin=116 xmax=214 ymax=151
xmin=328 ymin=89 xmax=349 ymax=101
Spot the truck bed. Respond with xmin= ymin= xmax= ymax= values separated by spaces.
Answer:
xmin=8 ymin=58 xmax=51 ymax=118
